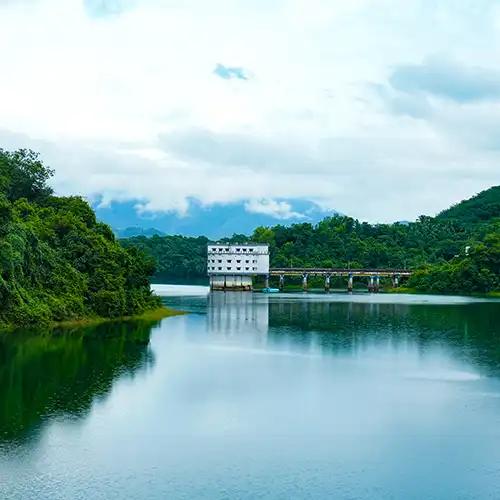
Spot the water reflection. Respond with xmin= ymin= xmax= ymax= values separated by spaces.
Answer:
xmin=0 ymin=321 xmax=155 ymax=445
xmin=207 ymin=292 xmax=269 ymax=339
xmin=203 ymin=292 xmax=500 ymax=377
xmin=1 ymin=290 xmax=500 ymax=499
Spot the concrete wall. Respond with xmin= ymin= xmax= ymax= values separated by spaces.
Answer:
xmin=209 ymin=274 xmax=253 ymax=291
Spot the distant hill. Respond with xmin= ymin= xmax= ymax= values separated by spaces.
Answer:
xmin=94 ymin=198 xmax=338 ymax=239
xmin=115 ymin=226 xmax=166 ymax=238
xmin=436 ymin=186 xmax=500 ymax=224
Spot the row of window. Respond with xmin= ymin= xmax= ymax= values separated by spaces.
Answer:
xmin=209 ymin=259 xmax=257 ymax=264
xmin=209 ymin=247 xmax=256 ymax=253
xmin=209 ymin=267 xmax=257 ymax=272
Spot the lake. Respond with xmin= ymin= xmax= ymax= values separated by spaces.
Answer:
xmin=1 ymin=286 xmax=500 ymax=499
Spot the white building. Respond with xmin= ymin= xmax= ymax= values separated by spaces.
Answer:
xmin=207 ymin=243 xmax=269 ymax=290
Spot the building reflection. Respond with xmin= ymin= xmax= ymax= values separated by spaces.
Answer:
xmin=207 ymin=292 xmax=269 ymax=342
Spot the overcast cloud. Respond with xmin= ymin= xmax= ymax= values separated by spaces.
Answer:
xmin=1 ymin=0 xmax=499 ymax=222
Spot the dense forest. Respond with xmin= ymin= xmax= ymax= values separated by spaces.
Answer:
xmin=122 ymin=186 xmax=500 ymax=294
xmin=0 ymin=149 xmax=160 ymax=328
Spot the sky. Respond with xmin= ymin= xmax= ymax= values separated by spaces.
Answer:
xmin=1 ymin=0 xmax=499 ymax=223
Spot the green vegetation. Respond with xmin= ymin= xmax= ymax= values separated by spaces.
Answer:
xmin=408 ymin=222 xmax=499 ymax=294
xmin=436 ymin=186 xmax=500 ymax=224
xmin=121 ymin=234 xmax=209 ymax=279
xmin=122 ymin=186 xmax=500 ymax=295
xmin=54 ymin=306 xmax=184 ymax=329
xmin=0 ymin=149 xmax=161 ymax=329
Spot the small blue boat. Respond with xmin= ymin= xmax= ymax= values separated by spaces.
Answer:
xmin=262 ymin=287 xmax=280 ymax=293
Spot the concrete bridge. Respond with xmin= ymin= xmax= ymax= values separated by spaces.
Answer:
xmin=267 ymin=268 xmax=412 ymax=292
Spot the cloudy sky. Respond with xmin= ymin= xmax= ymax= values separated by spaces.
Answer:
xmin=1 ymin=0 xmax=499 ymax=222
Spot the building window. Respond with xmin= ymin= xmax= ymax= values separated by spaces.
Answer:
xmin=227 ymin=259 xmax=232 ymax=263
xmin=237 ymin=267 xmax=241 ymax=271
xmin=218 ymin=267 xmax=222 ymax=270
xmin=225 ymin=247 xmax=229 ymax=251
xmin=245 ymin=267 xmax=249 ymax=271
xmin=227 ymin=267 xmax=231 ymax=270
xmin=245 ymin=260 xmax=249 ymax=263
xmin=249 ymin=249 xmax=254 ymax=252
xmin=218 ymin=259 xmax=222 ymax=263
xmin=237 ymin=259 xmax=241 ymax=263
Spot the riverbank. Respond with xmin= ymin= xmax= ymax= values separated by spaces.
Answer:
xmin=252 ymin=284 xmax=500 ymax=298
xmin=386 ymin=286 xmax=500 ymax=298
xmin=53 ymin=306 xmax=186 ymax=329
xmin=0 ymin=306 xmax=186 ymax=333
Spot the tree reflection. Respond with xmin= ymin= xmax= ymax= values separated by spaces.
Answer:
xmin=268 ymin=300 xmax=500 ymax=376
xmin=0 ymin=320 xmax=156 ymax=444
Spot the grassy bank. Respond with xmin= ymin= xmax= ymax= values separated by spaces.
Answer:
xmin=0 ymin=307 xmax=185 ymax=333
xmin=53 ymin=306 xmax=185 ymax=329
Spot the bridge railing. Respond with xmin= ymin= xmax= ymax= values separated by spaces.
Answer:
xmin=269 ymin=268 xmax=412 ymax=276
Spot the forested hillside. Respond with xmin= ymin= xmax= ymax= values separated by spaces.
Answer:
xmin=0 ymin=149 xmax=160 ymax=328
xmin=437 ymin=186 xmax=500 ymax=224
xmin=121 ymin=186 xmax=499 ymax=294
xmin=408 ymin=222 xmax=499 ymax=294
xmin=408 ymin=186 xmax=499 ymax=293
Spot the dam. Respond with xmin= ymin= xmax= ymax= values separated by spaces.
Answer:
xmin=207 ymin=244 xmax=411 ymax=291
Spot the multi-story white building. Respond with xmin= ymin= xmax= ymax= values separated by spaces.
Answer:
xmin=207 ymin=243 xmax=269 ymax=290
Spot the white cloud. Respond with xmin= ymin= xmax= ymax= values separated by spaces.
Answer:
xmin=0 ymin=0 xmax=499 ymax=223
xmin=244 ymin=199 xmax=304 ymax=220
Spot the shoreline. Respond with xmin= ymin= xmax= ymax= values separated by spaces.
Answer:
xmin=384 ymin=287 xmax=500 ymax=298
xmin=0 ymin=306 xmax=186 ymax=333
xmin=253 ymin=285 xmax=500 ymax=298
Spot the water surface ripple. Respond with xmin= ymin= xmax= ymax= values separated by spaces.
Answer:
xmin=1 ymin=288 xmax=500 ymax=499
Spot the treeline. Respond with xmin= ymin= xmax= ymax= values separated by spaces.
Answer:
xmin=121 ymin=186 xmax=499 ymax=294
xmin=120 ymin=235 xmax=210 ymax=279
xmin=408 ymin=223 xmax=499 ymax=294
xmin=407 ymin=187 xmax=499 ymax=293
xmin=0 ymin=149 xmax=160 ymax=328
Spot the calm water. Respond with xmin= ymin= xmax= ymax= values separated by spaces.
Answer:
xmin=1 ymin=287 xmax=500 ymax=499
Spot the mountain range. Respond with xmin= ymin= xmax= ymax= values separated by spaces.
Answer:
xmin=94 ymin=198 xmax=338 ymax=239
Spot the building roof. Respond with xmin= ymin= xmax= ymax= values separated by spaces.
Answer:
xmin=210 ymin=242 xmax=268 ymax=247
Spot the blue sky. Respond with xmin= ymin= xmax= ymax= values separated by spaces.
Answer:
xmin=0 ymin=0 xmax=499 ymax=222
xmin=83 ymin=0 xmax=135 ymax=17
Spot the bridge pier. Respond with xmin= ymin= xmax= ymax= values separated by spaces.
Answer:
xmin=347 ymin=273 xmax=353 ymax=292
xmin=267 ymin=268 xmax=411 ymax=292
xmin=324 ymin=275 xmax=331 ymax=292
xmin=265 ymin=275 xmax=270 ymax=289
xmin=279 ymin=274 xmax=285 ymax=291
